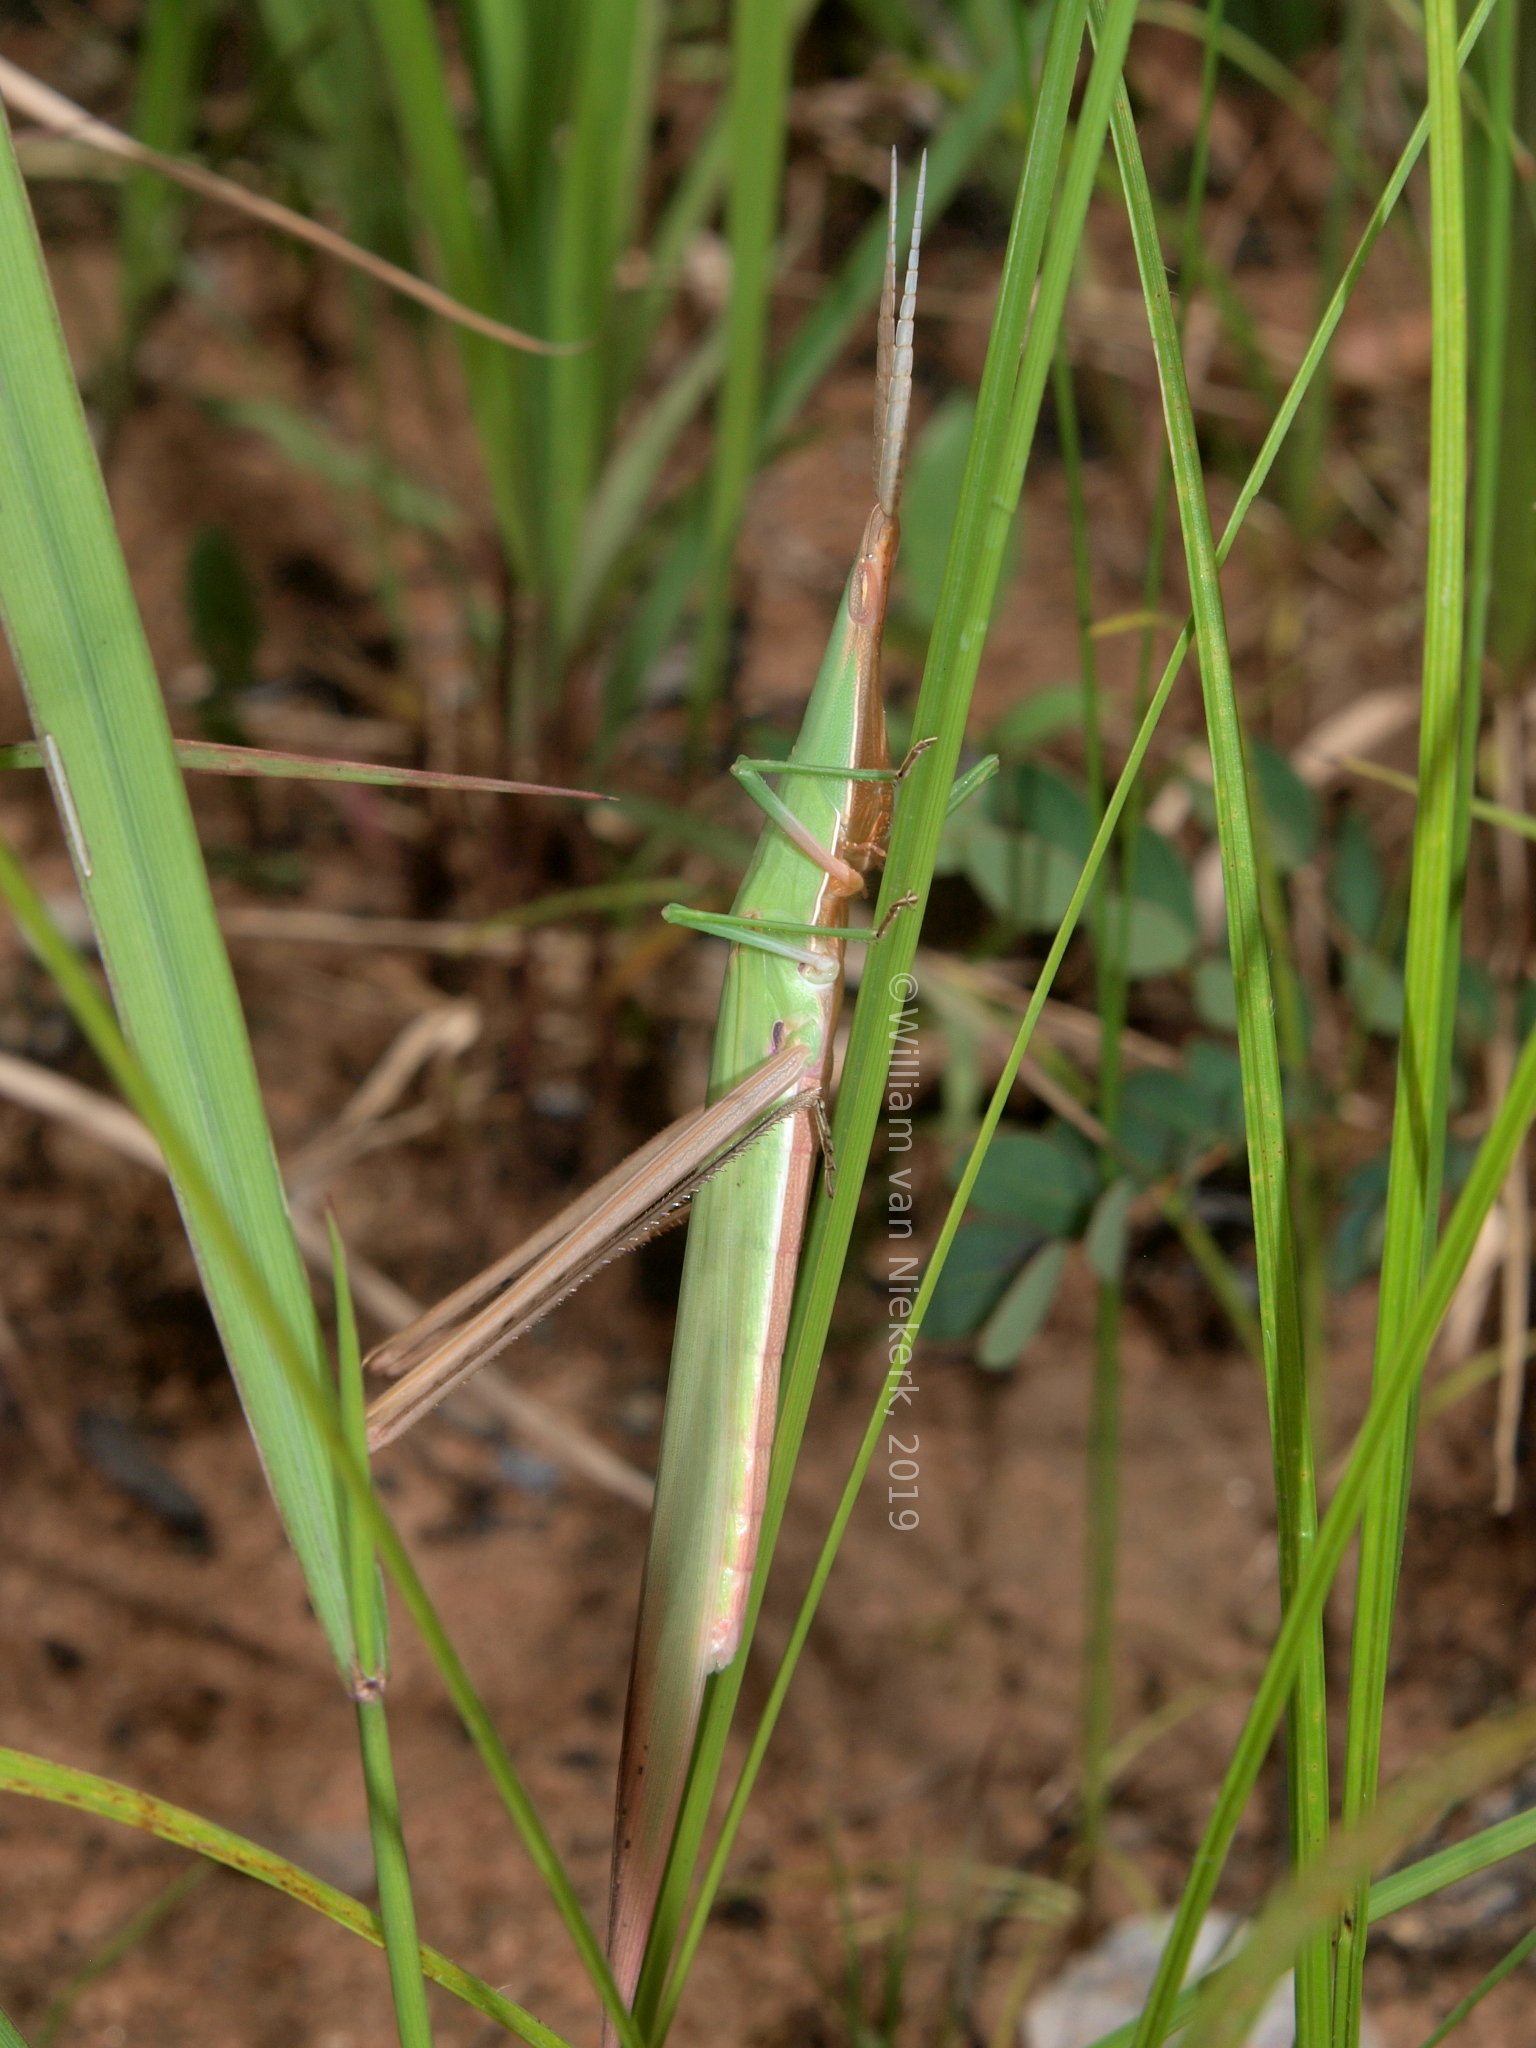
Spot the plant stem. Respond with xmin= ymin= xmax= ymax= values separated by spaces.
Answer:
xmin=333 ymin=1224 xmax=433 ymax=2048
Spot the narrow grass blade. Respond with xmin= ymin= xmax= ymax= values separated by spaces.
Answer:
xmin=0 ymin=61 xmax=561 ymax=360
xmin=1414 ymin=1926 xmax=1536 ymax=2048
xmin=0 ymin=737 xmax=605 ymax=800
xmin=1370 ymin=1804 xmax=1536 ymax=1918
xmin=35 ymin=1866 xmax=207 ymax=2048
xmin=0 ymin=847 xmax=639 ymax=2047
xmin=1335 ymin=0 xmax=1474 ymax=2026
xmin=351 ymin=0 xmax=532 ymax=610
xmin=545 ymin=0 xmax=661 ymax=643
xmin=566 ymin=323 xmax=726 ymax=646
xmin=332 ymin=1222 xmax=433 ymax=2048
xmin=1069 ymin=1792 xmax=1536 ymax=2048
xmin=1097 ymin=21 xmax=1328 ymax=2041
xmin=118 ymin=0 xmax=214 ymax=327
xmin=1136 ymin=0 xmax=1380 ymax=197
xmin=687 ymin=0 xmax=795 ymax=727
xmin=1181 ymin=1712 xmax=1536 ymax=2048
xmin=1126 ymin=1013 xmax=1536 ymax=2048
xmin=0 ymin=1747 xmax=565 ymax=2046
xmin=0 ymin=99 xmax=354 ymax=1669
xmin=640 ymin=0 xmax=1115 ymax=2021
xmin=1341 ymin=757 xmax=1536 ymax=841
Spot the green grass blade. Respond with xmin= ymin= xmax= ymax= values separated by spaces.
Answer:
xmin=1414 ymin=1925 xmax=1536 ymax=2048
xmin=655 ymin=0 xmax=1500 ymax=2007
xmin=456 ymin=0 xmax=527 ymax=252
xmin=1484 ymin=17 xmax=1536 ymax=684
xmin=119 ymin=0 xmax=215 ymax=327
xmin=0 ymin=1746 xmax=566 ymax=2046
xmin=620 ymin=104 xmax=729 ymax=385
xmin=1125 ymin=1017 xmax=1536 ymax=2048
xmin=686 ymin=0 xmax=796 ymax=729
xmin=641 ymin=0 xmax=1107 ymax=2021
xmin=566 ymin=323 xmax=726 ymax=646
xmin=546 ymin=0 xmax=660 ymax=638
xmin=332 ymin=1222 xmax=433 ymax=2048
xmin=1067 ymin=1792 xmax=1536 ymax=2048
xmin=35 ymin=1866 xmax=207 ymax=2048
xmin=1181 ymin=1713 xmax=1536 ymax=2048
xmin=0 ymin=846 xmax=640 ymax=2048
xmin=1098 ymin=24 xmax=1329 ymax=2045
xmin=354 ymin=0 xmax=530 ymax=602
xmin=1135 ymin=0 xmax=1381 ymax=197
xmin=0 ymin=100 xmax=354 ymax=1671
xmin=1465 ymin=0 xmax=1518 ymax=700
xmin=1370 ymin=1805 xmax=1536 ymax=1919
xmin=1334 ymin=0 xmax=1474 ymax=2025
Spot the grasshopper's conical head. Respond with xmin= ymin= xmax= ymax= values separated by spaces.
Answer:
xmin=873 ymin=148 xmax=927 ymax=521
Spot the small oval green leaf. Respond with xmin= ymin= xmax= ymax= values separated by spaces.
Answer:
xmin=1085 ymin=1179 xmax=1137 ymax=1282
xmin=977 ymin=1239 xmax=1070 ymax=1369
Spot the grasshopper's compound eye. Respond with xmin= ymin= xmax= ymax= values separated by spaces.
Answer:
xmin=849 ymin=560 xmax=876 ymax=624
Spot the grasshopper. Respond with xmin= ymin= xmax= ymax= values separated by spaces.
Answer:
xmin=365 ymin=153 xmax=991 ymax=2033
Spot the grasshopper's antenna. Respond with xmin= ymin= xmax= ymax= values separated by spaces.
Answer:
xmin=874 ymin=149 xmax=927 ymax=519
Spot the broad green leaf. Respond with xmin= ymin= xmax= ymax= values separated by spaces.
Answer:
xmin=1457 ymin=956 xmax=1496 ymax=1046
xmin=922 ymin=1218 xmax=1041 ymax=1341
xmin=208 ymin=397 xmax=467 ymax=537
xmin=1345 ymin=952 xmax=1406 ymax=1036
xmin=1193 ymin=956 xmax=1238 ymax=1031
xmin=970 ymin=1129 xmax=1099 ymax=1235
xmin=977 ymin=1238 xmax=1069 ymax=1369
xmin=185 ymin=525 xmax=260 ymax=744
xmin=1004 ymin=758 xmax=1091 ymax=856
xmin=987 ymin=684 xmax=1085 ymax=757
xmin=1330 ymin=807 xmax=1385 ymax=945
xmin=1084 ymin=1179 xmax=1136 ymax=1283
xmin=0 ymin=107 xmax=354 ymax=1669
xmin=1129 ymin=821 xmax=1198 ymax=935
xmin=899 ymin=392 xmax=1021 ymax=630
xmin=964 ymin=819 xmax=1080 ymax=928
xmin=1122 ymin=896 xmax=1197 ymax=977
xmin=1250 ymin=737 xmax=1319 ymax=872
xmin=1183 ymin=1040 xmax=1247 ymax=1145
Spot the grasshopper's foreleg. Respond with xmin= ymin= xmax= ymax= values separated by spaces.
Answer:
xmin=729 ymin=740 xmax=939 ymax=888
xmin=661 ymin=898 xmax=920 ymax=962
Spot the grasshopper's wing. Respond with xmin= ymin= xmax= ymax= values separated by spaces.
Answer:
xmin=364 ymin=1043 xmax=815 ymax=1451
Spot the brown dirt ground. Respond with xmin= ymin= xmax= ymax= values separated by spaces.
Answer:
xmin=2 ymin=25 xmax=1536 ymax=2048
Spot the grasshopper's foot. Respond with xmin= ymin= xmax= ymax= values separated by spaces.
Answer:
xmin=871 ymin=891 xmax=919 ymax=941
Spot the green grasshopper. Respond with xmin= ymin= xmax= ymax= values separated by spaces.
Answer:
xmin=364 ymin=154 xmax=992 ymax=2032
